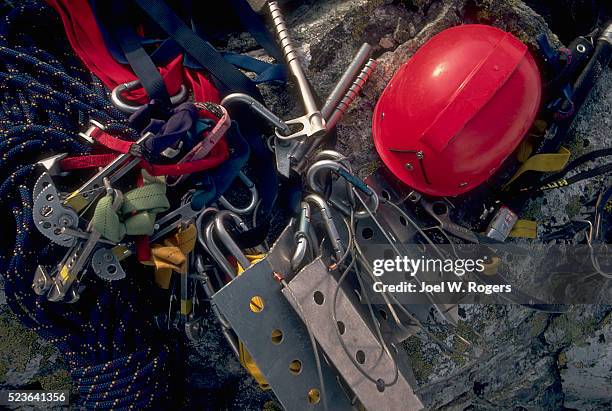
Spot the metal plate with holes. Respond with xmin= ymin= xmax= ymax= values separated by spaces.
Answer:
xmin=33 ymin=172 xmax=55 ymax=200
xmin=284 ymin=257 xmax=423 ymax=411
xmin=91 ymin=248 xmax=126 ymax=281
xmin=359 ymin=171 xmax=459 ymax=327
xmin=33 ymin=182 xmax=80 ymax=247
xmin=212 ymin=226 xmax=352 ymax=411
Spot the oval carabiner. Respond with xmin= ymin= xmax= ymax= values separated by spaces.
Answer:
xmin=218 ymin=172 xmax=259 ymax=215
xmin=306 ymin=159 xmax=379 ymax=219
xmin=111 ymin=79 xmax=189 ymax=113
xmin=304 ymin=194 xmax=344 ymax=261
xmin=203 ymin=219 xmax=238 ymax=280
xmin=214 ymin=210 xmax=251 ymax=271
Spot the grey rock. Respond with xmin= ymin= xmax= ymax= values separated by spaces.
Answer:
xmin=559 ymin=319 xmax=612 ymax=410
xmin=5 ymin=355 xmax=42 ymax=386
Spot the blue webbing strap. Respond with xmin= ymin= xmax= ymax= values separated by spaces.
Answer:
xmin=133 ymin=0 xmax=263 ymax=99
xmin=101 ymin=0 xmax=171 ymax=105
xmin=223 ymin=52 xmax=287 ymax=84
xmin=226 ymin=0 xmax=285 ymax=63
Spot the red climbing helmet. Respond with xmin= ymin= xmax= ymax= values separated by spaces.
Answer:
xmin=372 ymin=24 xmax=541 ymax=197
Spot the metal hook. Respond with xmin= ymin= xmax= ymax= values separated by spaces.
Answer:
xmin=217 ymin=172 xmax=259 ymax=215
xmin=111 ymin=79 xmax=188 ymax=113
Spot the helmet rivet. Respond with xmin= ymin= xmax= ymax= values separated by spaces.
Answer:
xmin=404 ymin=163 xmax=414 ymax=171
xmin=381 ymin=112 xmax=385 ymax=119
xmin=416 ymin=151 xmax=424 ymax=159
xmin=576 ymin=44 xmax=586 ymax=53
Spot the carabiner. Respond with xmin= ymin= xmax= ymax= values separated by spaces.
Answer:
xmin=203 ymin=219 xmax=237 ymax=280
xmin=306 ymin=159 xmax=379 ymax=219
xmin=291 ymin=201 xmax=315 ymax=270
xmin=111 ymin=79 xmax=188 ymax=113
xmin=195 ymin=207 xmax=220 ymax=253
xmin=217 ymin=172 xmax=259 ymax=215
xmin=313 ymin=149 xmax=352 ymax=170
xmin=214 ymin=210 xmax=251 ymax=271
xmin=221 ymin=93 xmax=290 ymax=135
xmin=304 ymin=193 xmax=344 ymax=261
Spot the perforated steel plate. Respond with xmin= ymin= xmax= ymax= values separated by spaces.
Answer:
xmin=212 ymin=226 xmax=352 ymax=411
xmin=284 ymin=258 xmax=423 ymax=411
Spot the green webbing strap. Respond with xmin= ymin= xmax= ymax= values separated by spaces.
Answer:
xmin=92 ymin=171 xmax=170 ymax=243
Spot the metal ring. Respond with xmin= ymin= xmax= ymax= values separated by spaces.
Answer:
xmin=111 ymin=79 xmax=188 ymax=113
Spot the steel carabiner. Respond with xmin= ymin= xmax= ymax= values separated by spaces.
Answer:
xmin=313 ymin=149 xmax=352 ymax=170
xmin=111 ymin=79 xmax=188 ymax=113
xmin=195 ymin=207 xmax=220 ymax=254
xmin=291 ymin=201 xmax=315 ymax=270
xmin=306 ymin=159 xmax=379 ymax=219
xmin=214 ymin=210 xmax=252 ymax=271
xmin=202 ymin=219 xmax=237 ymax=280
xmin=221 ymin=92 xmax=290 ymax=135
xmin=200 ymin=210 xmax=256 ymax=279
xmin=217 ymin=172 xmax=259 ymax=216
xmin=304 ymin=193 xmax=344 ymax=261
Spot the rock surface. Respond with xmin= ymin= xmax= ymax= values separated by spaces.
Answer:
xmin=1 ymin=1 xmax=610 ymax=410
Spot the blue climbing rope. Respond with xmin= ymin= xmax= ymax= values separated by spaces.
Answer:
xmin=0 ymin=2 xmax=177 ymax=408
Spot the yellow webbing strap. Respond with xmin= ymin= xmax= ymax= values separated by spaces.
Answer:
xmin=504 ymin=147 xmax=571 ymax=188
xmin=236 ymin=253 xmax=270 ymax=390
xmin=509 ymin=219 xmax=538 ymax=238
xmin=515 ymin=138 xmax=535 ymax=163
xmin=149 ymin=224 xmax=197 ymax=289
xmin=236 ymin=253 xmax=266 ymax=274
xmin=239 ymin=343 xmax=270 ymax=390
xmin=503 ymin=147 xmax=571 ymax=189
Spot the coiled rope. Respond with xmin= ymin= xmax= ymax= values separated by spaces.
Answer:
xmin=0 ymin=2 xmax=177 ymax=408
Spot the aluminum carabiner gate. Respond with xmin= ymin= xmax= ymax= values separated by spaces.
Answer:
xmin=291 ymin=201 xmax=315 ymax=270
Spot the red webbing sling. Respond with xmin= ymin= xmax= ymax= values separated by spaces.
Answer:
xmin=46 ymin=0 xmax=220 ymax=105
